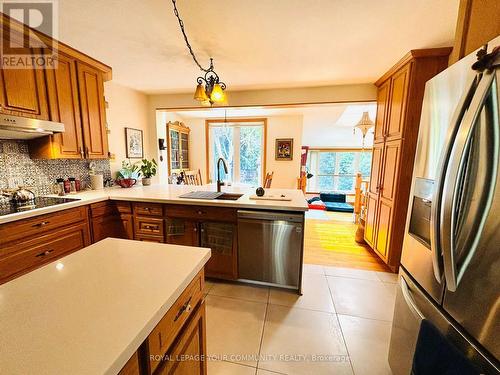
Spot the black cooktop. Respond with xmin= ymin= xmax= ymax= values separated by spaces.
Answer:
xmin=0 ymin=197 xmax=81 ymax=217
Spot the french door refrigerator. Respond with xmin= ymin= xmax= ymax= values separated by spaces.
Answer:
xmin=388 ymin=35 xmax=500 ymax=375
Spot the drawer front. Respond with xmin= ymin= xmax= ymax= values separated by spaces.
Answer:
xmin=115 ymin=201 xmax=132 ymax=214
xmin=165 ymin=204 xmax=237 ymax=222
xmin=90 ymin=201 xmax=120 ymax=218
xmin=0 ymin=206 xmax=88 ymax=246
xmin=134 ymin=216 xmax=164 ymax=236
xmin=133 ymin=202 xmax=163 ymax=217
xmin=0 ymin=222 xmax=90 ymax=284
xmin=134 ymin=233 xmax=164 ymax=243
xmin=148 ymin=270 xmax=204 ymax=373
xmin=118 ymin=351 xmax=140 ymax=375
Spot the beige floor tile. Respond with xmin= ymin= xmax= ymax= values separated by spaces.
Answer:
xmin=327 ymin=276 xmax=396 ymax=321
xmin=376 ymin=271 xmax=399 ymax=283
xmin=259 ymin=305 xmax=352 ymax=375
xmin=338 ymin=314 xmax=393 ymax=375
xmin=269 ymin=273 xmax=335 ymax=313
xmin=209 ymin=282 xmax=269 ymax=303
xmin=208 ymin=360 xmax=257 ymax=375
xmin=206 ymin=295 xmax=267 ymax=367
xmin=256 ymin=369 xmax=285 ymax=375
xmin=323 ymin=266 xmax=379 ymax=281
xmin=204 ymin=280 xmax=216 ymax=295
xmin=303 ymin=263 xmax=325 ymax=275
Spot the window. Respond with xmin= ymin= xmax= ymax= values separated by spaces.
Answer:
xmin=207 ymin=120 xmax=266 ymax=187
xmin=306 ymin=149 xmax=372 ymax=193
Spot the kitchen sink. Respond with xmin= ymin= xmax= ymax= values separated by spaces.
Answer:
xmin=214 ymin=193 xmax=244 ymax=201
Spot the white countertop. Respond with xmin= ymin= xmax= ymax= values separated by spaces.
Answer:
xmin=0 ymin=238 xmax=211 ymax=375
xmin=0 ymin=184 xmax=308 ymax=224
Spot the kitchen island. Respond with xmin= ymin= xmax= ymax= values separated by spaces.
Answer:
xmin=0 ymin=184 xmax=308 ymax=291
xmin=0 ymin=238 xmax=211 ymax=375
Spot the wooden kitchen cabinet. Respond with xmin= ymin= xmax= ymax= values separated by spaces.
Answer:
xmin=167 ymin=121 xmax=190 ymax=174
xmin=365 ymin=48 xmax=451 ymax=271
xmin=201 ymin=222 xmax=238 ymax=280
xmin=90 ymin=201 xmax=133 ymax=242
xmin=29 ymin=53 xmax=84 ymax=159
xmin=0 ymin=32 xmax=49 ymax=120
xmin=77 ymin=62 xmax=109 ymax=159
xmin=0 ymin=206 xmax=90 ymax=285
xmin=166 ymin=217 xmax=199 ymax=246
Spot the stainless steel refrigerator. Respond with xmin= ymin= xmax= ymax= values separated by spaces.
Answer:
xmin=388 ymin=35 xmax=500 ymax=375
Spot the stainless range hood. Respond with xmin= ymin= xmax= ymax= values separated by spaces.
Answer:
xmin=0 ymin=114 xmax=65 ymax=140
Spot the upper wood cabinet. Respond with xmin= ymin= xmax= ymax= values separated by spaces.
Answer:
xmin=374 ymin=79 xmax=390 ymax=143
xmin=167 ymin=121 xmax=190 ymax=175
xmin=77 ymin=62 xmax=109 ymax=159
xmin=1 ymin=14 xmax=111 ymax=159
xmin=365 ymin=48 xmax=451 ymax=272
xmin=0 ymin=35 xmax=49 ymax=120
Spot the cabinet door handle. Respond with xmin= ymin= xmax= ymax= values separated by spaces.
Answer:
xmin=32 ymin=221 xmax=49 ymax=228
xmin=78 ymin=147 xmax=84 ymax=158
xmin=174 ymin=297 xmax=192 ymax=322
xmin=36 ymin=249 xmax=54 ymax=257
xmin=193 ymin=227 xmax=197 ymax=232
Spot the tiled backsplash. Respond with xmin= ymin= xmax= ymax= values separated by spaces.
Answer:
xmin=0 ymin=140 xmax=111 ymax=196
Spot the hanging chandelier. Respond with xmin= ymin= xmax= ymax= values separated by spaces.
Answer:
xmin=354 ymin=111 xmax=374 ymax=145
xmin=171 ymin=0 xmax=227 ymax=106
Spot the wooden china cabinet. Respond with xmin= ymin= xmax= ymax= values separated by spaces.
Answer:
xmin=364 ymin=48 xmax=451 ymax=272
xmin=167 ymin=121 xmax=190 ymax=174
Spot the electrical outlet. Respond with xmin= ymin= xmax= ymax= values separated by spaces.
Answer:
xmin=8 ymin=177 xmax=23 ymax=188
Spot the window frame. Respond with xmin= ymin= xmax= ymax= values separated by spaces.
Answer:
xmin=205 ymin=118 xmax=267 ymax=186
xmin=306 ymin=147 xmax=373 ymax=194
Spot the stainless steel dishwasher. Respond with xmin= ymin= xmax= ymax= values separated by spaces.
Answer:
xmin=237 ymin=210 xmax=303 ymax=289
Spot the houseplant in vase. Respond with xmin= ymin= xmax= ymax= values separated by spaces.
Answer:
xmin=115 ymin=160 xmax=140 ymax=188
xmin=139 ymin=158 xmax=157 ymax=186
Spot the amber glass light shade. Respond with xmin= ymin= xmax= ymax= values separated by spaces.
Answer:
xmin=194 ymin=84 xmax=208 ymax=101
xmin=210 ymin=83 xmax=225 ymax=103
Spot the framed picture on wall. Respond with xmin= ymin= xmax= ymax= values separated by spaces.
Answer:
xmin=125 ymin=127 xmax=144 ymax=158
xmin=275 ymin=138 xmax=293 ymax=161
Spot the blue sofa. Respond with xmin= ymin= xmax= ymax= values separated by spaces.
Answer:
xmin=319 ymin=193 xmax=354 ymax=213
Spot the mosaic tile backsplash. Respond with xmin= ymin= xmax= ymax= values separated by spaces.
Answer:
xmin=0 ymin=140 xmax=111 ymax=197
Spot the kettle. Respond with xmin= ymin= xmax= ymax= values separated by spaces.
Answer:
xmin=2 ymin=187 xmax=36 ymax=204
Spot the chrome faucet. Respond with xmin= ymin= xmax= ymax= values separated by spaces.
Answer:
xmin=216 ymin=157 xmax=228 ymax=193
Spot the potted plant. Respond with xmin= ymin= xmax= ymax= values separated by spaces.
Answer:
xmin=139 ymin=158 xmax=157 ymax=186
xmin=115 ymin=160 xmax=140 ymax=188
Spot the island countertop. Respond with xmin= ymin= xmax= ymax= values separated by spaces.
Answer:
xmin=0 ymin=184 xmax=309 ymax=224
xmin=0 ymin=238 xmax=211 ymax=375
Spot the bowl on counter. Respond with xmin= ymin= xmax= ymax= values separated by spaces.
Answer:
xmin=115 ymin=178 xmax=137 ymax=188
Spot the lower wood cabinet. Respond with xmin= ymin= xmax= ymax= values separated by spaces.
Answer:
xmin=0 ymin=209 xmax=90 ymax=285
xmin=90 ymin=201 xmax=133 ymax=242
xmin=200 ymin=222 xmax=238 ymax=280
xmin=165 ymin=218 xmax=199 ymax=247
xmin=119 ymin=270 xmax=207 ymax=375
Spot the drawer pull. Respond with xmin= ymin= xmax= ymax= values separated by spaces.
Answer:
xmin=173 ymin=297 xmax=192 ymax=322
xmin=36 ymin=249 xmax=54 ymax=257
xmin=33 ymin=221 xmax=50 ymax=228
xmin=143 ymin=225 xmax=159 ymax=230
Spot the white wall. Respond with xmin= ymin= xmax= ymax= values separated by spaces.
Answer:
xmin=265 ymin=115 xmax=303 ymax=188
xmin=104 ymin=82 xmax=151 ymax=176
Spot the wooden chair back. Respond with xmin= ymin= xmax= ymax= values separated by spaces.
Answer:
xmin=184 ymin=169 xmax=203 ymax=186
xmin=297 ymin=175 xmax=307 ymax=193
xmin=264 ymin=172 xmax=274 ymax=188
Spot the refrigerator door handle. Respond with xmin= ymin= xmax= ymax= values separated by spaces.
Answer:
xmin=441 ymin=69 xmax=499 ymax=292
xmin=400 ymin=277 xmax=425 ymax=320
xmin=430 ymin=75 xmax=480 ymax=283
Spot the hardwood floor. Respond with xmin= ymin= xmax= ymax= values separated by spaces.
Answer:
xmin=304 ymin=211 xmax=391 ymax=272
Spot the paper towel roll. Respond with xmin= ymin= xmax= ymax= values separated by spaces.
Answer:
xmin=90 ymin=174 xmax=104 ymax=190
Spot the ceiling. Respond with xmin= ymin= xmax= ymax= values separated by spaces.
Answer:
xmin=59 ymin=0 xmax=459 ymax=94
xmin=171 ymin=102 xmax=376 ymax=128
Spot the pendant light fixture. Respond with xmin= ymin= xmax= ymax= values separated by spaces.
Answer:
xmin=171 ymin=0 xmax=227 ymax=106
xmin=353 ymin=111 xmax=374 ymax=147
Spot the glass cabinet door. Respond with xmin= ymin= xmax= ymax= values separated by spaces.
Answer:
xmin=170 ymin=129 xmax=180 ymax=170
xmin=181 ymin=132 xmax=189 ymax=169
xmin=165 ymin=218 xmax=199 ymax=246
xmin=200 ymin=222 xmax=237 ymax=279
